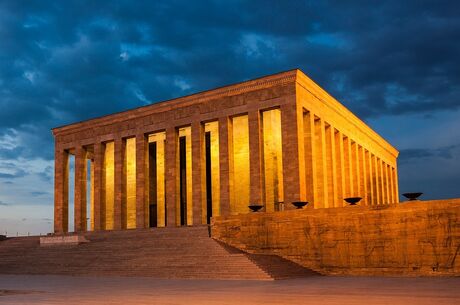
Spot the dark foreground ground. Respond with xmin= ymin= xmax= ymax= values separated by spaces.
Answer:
xmin=0 ymin=275 xmax=459 ymax=305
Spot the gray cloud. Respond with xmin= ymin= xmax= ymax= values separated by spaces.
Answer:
xmin=399 ymin=144 xmax=460 ymax=164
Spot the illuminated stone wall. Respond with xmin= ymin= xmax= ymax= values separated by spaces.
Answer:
xmin=53 ymin=69 xmax=400 ymax=233
xmin=262 ymin=109 xmax=283 ymax=212
xmin=230 ymin=115 xmax=250 ymax=214
xmin=103 ymin=142 xmax=114 ymax=230
xmin=125 ymin=137 xmax=136 ymax=229
xmin=211 ymin=199 xmax=460 ymax=276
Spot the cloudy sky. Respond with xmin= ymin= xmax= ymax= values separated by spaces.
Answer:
xmin=0 ymin=1 xmax=459 ymax=235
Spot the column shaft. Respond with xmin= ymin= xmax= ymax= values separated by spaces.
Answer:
xmin=54 ymin=148 xmax=69 ymax=233
xmin=352 ymin=142 xmax=360 ymax=197
xmin=303 ymin=111 xmax=317 ymax=207
xmin=114 ymin=137 xmax=125 ymax=230
xmin=334 ymin=131 xmax=345 ymax=207
xmin=93 ymin=142 xmax=103 ymax=230
xmin=136 ymin=133 xmax=148 ymax=228
xmin=384 ymin=163 xmax=390 ymax=204
xmin=74 ymin=146 xmax=87 ymax=232
xmin=360 ymin=146 xmax=368 ymax=205
xmin=314 ymin=118 xmax=328 ymax=208
xmin=343 ymin=136 xmax=353 ymax=197
xmin=325 ymin=124 xmax=336 ymax=208
xmin=376 ymin=157 xmax=382 ymax=204
xmin=165 ymin=127 xmax=177 ymax=226
xmin=281 ymin=103 xmax=306 ymax=208
xmin=218 ymin=117 xmax=231 ymax=216
xmin=393 ymin=164 xmax=400 ymax=203
xmin=366 ymin=151 xmax=374 ymax=205
xmin=191 ymin=121 xmax=204 ymax=224
xmin=248 ymin=111 xmax=263 ymax=205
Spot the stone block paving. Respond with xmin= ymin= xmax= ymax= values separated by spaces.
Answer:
xmin=0 ymin=275 xmax=459 ymax=305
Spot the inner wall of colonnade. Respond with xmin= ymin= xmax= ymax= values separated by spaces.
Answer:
xmin=55 ymin=107 xmax=398 ymax=233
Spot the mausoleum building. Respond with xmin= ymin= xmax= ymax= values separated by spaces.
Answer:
xmin=52 ymin=69 xmax=399 ymax=233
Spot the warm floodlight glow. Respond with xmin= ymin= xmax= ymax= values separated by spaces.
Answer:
xmin=230 ymin=115 xmax=250 ymax=214
xmin=262 ymin=109 xmax=284 ymax=211
xmin=103 ymin=141 xmax=115 ymax=230
xmin=125 ymin=137 xmax=136 ymax=229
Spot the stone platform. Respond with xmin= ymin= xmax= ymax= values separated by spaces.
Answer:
xmin=212 ymin=199 xmax=460 ymax=276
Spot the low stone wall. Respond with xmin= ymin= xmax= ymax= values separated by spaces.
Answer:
xmin=211 ymin=199 xmax=460 ymax=276
xmin=40 ymin=235 xmax=89 ymax=246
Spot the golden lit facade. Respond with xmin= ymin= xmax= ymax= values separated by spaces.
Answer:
xmin=53 ymin=69 xmax=399 ymax=233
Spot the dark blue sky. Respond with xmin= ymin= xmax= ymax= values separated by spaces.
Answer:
xmin=0 ymin=1 xmax=459 ymax=235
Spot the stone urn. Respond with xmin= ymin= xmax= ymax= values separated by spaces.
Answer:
xmin=402 ymin=192 xmax=423 ymax=201
xmin=248 ymin=204 xmax=263 ymax=212
xmin=291 ymin=201 xmax=308 ymax=209
xmin=344 ymin=197 xmax=362 ymax=205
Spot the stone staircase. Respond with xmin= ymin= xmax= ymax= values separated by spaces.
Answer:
xmin=0 ymin=226 xmax=317 ymax=280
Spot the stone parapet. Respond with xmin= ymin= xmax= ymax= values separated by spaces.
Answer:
xmin=211 ymin=199 xmax=460 ymax=276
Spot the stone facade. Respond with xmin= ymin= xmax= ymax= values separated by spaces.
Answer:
xmin=211 ymin=199 xmax=460 ymax=276
xmin=53 ymin=69 xmax=399 ymax=233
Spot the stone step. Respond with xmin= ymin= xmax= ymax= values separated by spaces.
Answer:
xmin=0 ymin=227 xmax=317 ymax=280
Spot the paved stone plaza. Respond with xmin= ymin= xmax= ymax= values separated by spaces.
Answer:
xmin=0 ymin=275 xmax=459 ymax=305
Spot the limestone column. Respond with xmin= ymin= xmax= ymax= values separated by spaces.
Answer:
xmin=93 ymin=142 xmax=103 ymax=230
xmin=281 ymin=102 xmax=306 ymax=209
xmin=314 ymin=117 xmax=328 ymax=208
xmin=165 ymin=127 xmax=177 ymax=226
xmin=303 ymin=111 xmax=317 ymax=207
xmin=218 ymin=117 xmax=231 ymax=216
xmin=352 ymin=142 xmax=360 ymax=197
xmin=387 ymin=164 xmax=392 ymax=203
xmin=54 ymin=148 xmax=69 ymax=233
xmin=393 ymin=165 xmax=400 ymax=203
xmin=372 ymin=154 xmax=379 ymax=205
xmin=334 ymin=130 xmax=345 ymax=207
xmin=90 ymin=159 xmax=94 ymax=231
xmin=136 ymin=133 xmax=148 ymax=228
xmin=360 ymin=146 xmax=368 ymax=205
xmin=380 ymin=160 xmax=386 ymax=204
xmin=114 ymin=137 xmax=126 ymax=230
xmin=388 ymin=165 xmax=394 ymax=203
xmin=74 ymin=146 xmax=87 ymax=232
xmin=248 ymin=111 xmax=263 ymax=205
xmin=343 ymin=136 xmax=353 ymax=197
xmin=325 ymin=124 xmax=336 ymax=208
xmin=366 ymin=151 xmax=374 ymax=205
xmin=191 ymin=121 xmax=204 ymax=225
xmin=376 ymin=157 xmax=383 ymax=205
xmin=384 ymin=163 xmax=390 ymax=204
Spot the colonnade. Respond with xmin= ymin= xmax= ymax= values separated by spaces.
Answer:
xmin=54 ymin=106 xmax=399 ymax=233
xmin=55 ymin=107 xmax=295 ymax=233
xmin=303 ymin=111 xmax=399 ymax=208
